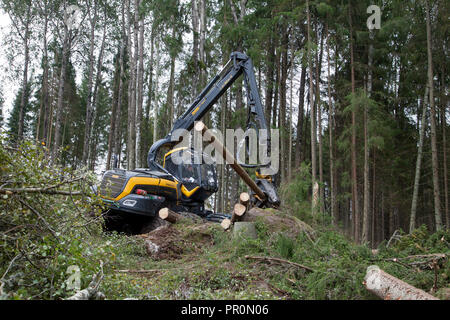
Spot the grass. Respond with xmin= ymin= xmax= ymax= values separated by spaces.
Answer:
xmin=96 ymin=217 xmax=449 ymax=300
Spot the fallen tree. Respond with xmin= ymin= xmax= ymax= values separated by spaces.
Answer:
xmin=364 ymin=265 xmax=439 ymax=300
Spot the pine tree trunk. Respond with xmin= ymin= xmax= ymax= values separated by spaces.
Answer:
xmin=295 ymin=65 xmax=306 ymax=166
xmin=426 ymin=0 xmax=443 ymax=230
xmin=288 ymin=37 xmax=294 ymax=180
xmin=307 ymin=0 xmax=317 ymax=215
xmin=41 ymin=8 xmax=50 ymax=144
xmin=199 ymin=0 xmax=206 ymax=88
xmin=127 ymin=0 xmax=137 ymax=170
xmin=442 ymin=104 xmax=449 ymax=229
xmin=106 ymin=50 xmax=120 ymax=171
xmin=265 ymin=36 xmax=275 ymax=127
xmin=363 ymin=36 xmax=373 ymax=243
xmin=316 ymin=27 xmax=324 ymax=211
xmin=113 ymin=2 xmax=127 ymax=165
xmin=136 ymin=13 xmax=144 ymax=168
xmin=348 ymin=6 xmax=360 ymax=242
xmin=82 ymin=4 xmax=98 ymax=165
xmin=192 ymin=0 xmax=200 ymax=96
xmin=52 ymin=25 xmax=70 ymax=162
xmin=410 ymin=87 xmax=429 ymax=233
xmin=17 ymin=7 xmax=31 ymax=140
xmin=153 ymin=39 xmax=160 ymax=144
xmin=272 ymin=45 xmax=280 ymax=128
xmin=167 ymin=40 xmax=176 ymax=128
xmin=280 ymin=26 xmax=288 ymax=184
xmin=326 ymin=24 xmax=336 ymax=224
xmin=88 ymin=20 xmax=107 ymax=169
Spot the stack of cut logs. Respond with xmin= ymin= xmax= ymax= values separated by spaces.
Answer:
xmin=220 ymin=192 xmax=250 ymax=231
xmin=157 ymin=191 xmax=250 ymax=231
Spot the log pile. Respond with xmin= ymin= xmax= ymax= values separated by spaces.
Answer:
xmin=221 ymin=192 xmax=250 ymax=231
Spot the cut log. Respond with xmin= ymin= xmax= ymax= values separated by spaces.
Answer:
xmin=195 ymin=121 xmax=267 ymax=201
xmin=234 ymin=203 xmax=247 ymax=216
xmin=364 ymin=265 xmax=439 ymax=300
xmin=159 ymin=207 xmax=182 ymax=223
xmin=239 ymin=192 xmax=250 ymax=206
xmin=221 ymin=218 xmax=231 ymax=230
xmin=231 ymin=203 xmax=247 ymax=224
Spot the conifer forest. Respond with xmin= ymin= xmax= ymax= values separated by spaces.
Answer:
xmin=0 ymin=0 xmax=448 ymax=301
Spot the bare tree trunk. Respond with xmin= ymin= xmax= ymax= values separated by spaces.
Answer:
xmin=136 ymin=11 xmax=144 ymax=168
xmin=88 ymin=19 xmax=107 ymax=169
xmin=153 ymin=38 xmax=160 ymax=144
xmin=372 ymin=151 xmax=376 ymax=246
xmin=295 ymin=65 xmax=306 ymax=166
xmin=410 ymin=87 xmax=429 ymax=233
xmin=106 ymin=52 xmax=120 ymax=170
xmin=265 ymin=36 xmax=275 ymax=127
xmin=426 ymin=0 xmax=443 ymax=230
xmin=127 ymin=0 xmax=137 ymax=170
xmin=363 ymin=35 xmax=373 ymax=243
xmin=17 ymin=7 xmax=31 ymax=140
xmin=442 ymin=104 xmax=449 ymax=229
xmin=280 ymin=26 xmax=288 ymax=184
xmin=113 ymin=2 xmax=127 ymax=166
xmin=316 ymin=27 xmax=324 ymax=211
xmin=307 ymin=0 xmax=317 ymax=215
xmin=145 ymin=28 xmax=155 ymax=123
xmin=272 ymin=47 xmax=280 ymax=128
xmin=82 ymin=3 xmax=98 ymax=165
xmin=47 ymin=66 xmax=58 ymax=149
xmin=348 ymin=6 xmax=360 ymax=242
xmin=52 ymin=25 xmax=70 ymax=162
xmin=326 ymin=24 xmax=336 ymax=224
xmin=288 ymin=36 xmax=294 ymax=180
xmin=192 ymin=0 xmax=200 ymax=96
xmin=40 ymin=4 xmax=50 ymax=144
xmin=199 ymin=0 xmax=206 ymax=87
xmin=167 ymin=31 xmax=176 ymax=129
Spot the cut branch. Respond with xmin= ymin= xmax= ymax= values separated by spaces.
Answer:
xmin=0 ymin=189 xmax=83 ymax=196
xmin=245 ymin=255 xmax=315 ymax=272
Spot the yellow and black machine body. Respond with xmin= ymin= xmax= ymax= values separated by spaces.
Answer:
xmin=100 ymin=148 xmax=218 ymax=217
xmin=99 ymin=52 xmax=280 ymax=233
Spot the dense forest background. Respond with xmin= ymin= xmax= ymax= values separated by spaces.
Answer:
xmin=0 ymin=0 xmax=448 ymax=248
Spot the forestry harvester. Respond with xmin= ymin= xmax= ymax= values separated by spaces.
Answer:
xmin=99 ymin=52 xmax=280 ymax=234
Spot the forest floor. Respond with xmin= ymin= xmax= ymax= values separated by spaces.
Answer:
xmin=0 ymin=140 xmax=449 ymax=300
xmin=96 ymin=208 xmax=450 ymax=300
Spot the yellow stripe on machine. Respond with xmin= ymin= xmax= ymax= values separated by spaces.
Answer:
xmin=113 ymin=177 xmax=160 ymax=201
xmin=181 ymin=185 xmax=199 ymax=197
